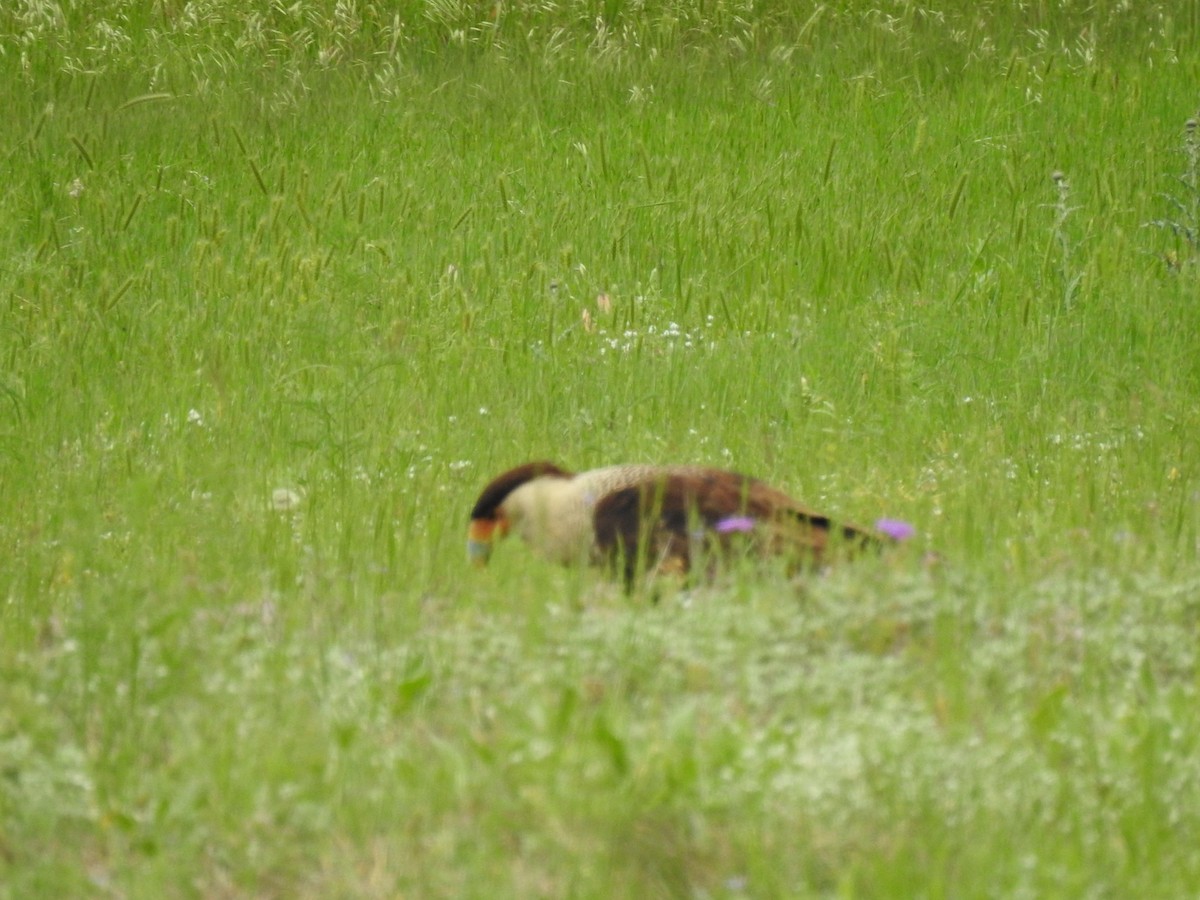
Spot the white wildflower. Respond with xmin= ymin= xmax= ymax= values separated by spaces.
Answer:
xmin=271 ymin=488 xmax=303 ymax=512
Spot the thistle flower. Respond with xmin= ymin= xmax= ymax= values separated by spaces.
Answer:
xmin=875 ymin=518 xmax=916 ymax=541
xmin=714 ymin=515 xmax=757 ymax=534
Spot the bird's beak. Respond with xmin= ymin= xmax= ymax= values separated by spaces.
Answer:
xmin=468 ymin=518 xmax=501 ymax=567
xmin=468 ymin=539 xmax=492 ymax=566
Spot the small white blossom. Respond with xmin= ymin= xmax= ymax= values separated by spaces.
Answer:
xmin=271 ymin=488 xmax=303 ymax=512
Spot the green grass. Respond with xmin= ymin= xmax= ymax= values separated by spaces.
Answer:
xmin=3 ymin=1 xmax=1200 ymax=896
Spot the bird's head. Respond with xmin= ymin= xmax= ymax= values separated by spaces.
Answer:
xmin=467 ymin=461 xmax=572 ymax=566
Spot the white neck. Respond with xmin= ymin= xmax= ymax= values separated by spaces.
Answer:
xmin=502 ymin=476 xmax=595 ymax=565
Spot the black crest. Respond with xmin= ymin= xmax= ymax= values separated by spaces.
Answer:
xmin=469 ymin=461 xmax=572 ymax=521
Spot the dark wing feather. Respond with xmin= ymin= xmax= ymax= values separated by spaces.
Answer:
xmin=592 ymin=469 xmax=885 ymax=584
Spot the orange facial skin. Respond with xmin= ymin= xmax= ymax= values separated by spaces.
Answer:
xmin=467 ymin=515 xmax=509 ymax=565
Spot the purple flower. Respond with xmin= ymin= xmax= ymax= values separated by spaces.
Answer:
xmin=714 ymin=515 xmax=757 ymax=534
xmin=875 ymin=518 xmax=916 ymax=541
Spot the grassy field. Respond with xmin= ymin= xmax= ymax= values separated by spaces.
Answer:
xmin=3 ymin=1 xmax=1200 ymax=896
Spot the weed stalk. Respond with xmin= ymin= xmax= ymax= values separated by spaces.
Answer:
xmin=1050 ymin=169 xmax=1081 ymax=308
xmin=1146 ymin=115 xmax=1200 ymax=269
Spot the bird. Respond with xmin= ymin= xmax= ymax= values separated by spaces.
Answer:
xmin=467 ymin=461 xmax=911 ymax=585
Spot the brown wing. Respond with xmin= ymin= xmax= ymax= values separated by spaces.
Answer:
xmin=592 ymin=469 xmax=884 ymax=585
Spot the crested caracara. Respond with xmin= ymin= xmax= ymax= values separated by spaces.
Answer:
xmin=468 ymin=461 xmax=908 ymax=584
